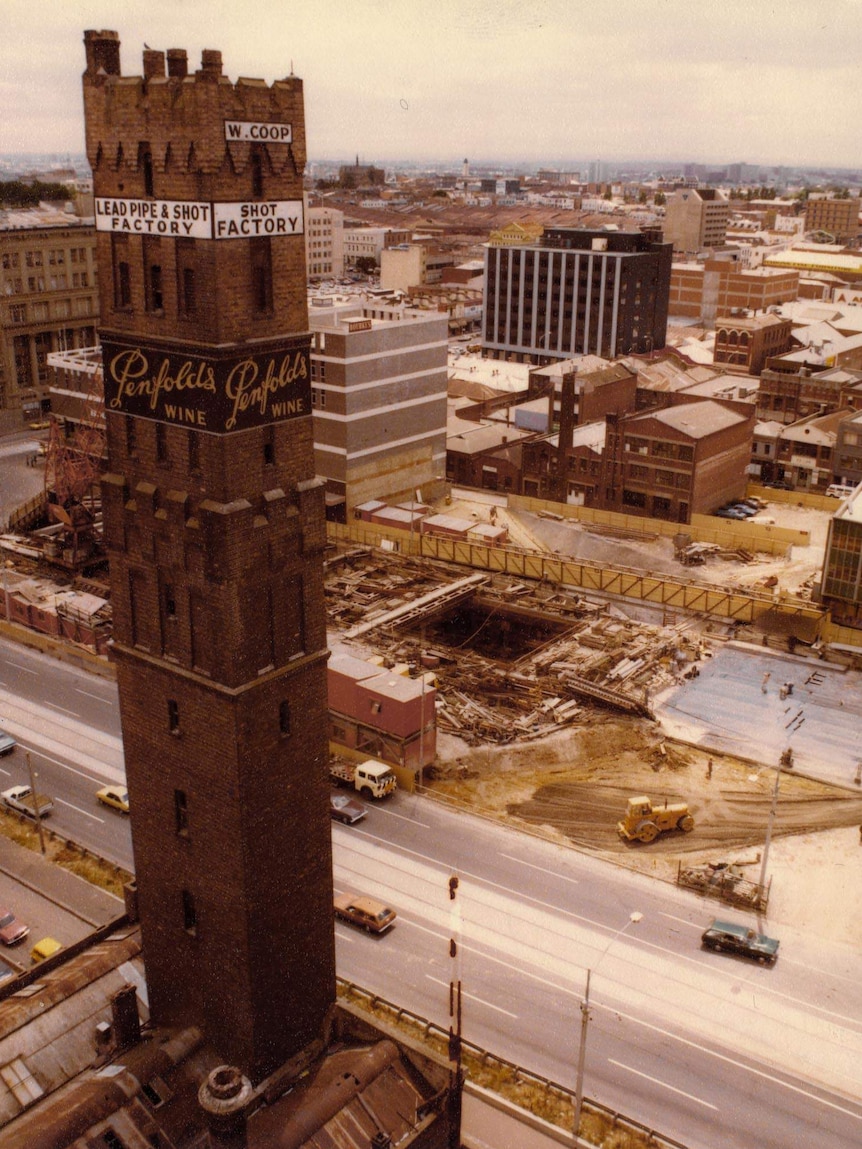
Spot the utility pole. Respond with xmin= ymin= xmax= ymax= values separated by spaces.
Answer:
xmin=26 ymin=751 xmax=46 ymax=855
xmin=447 ymin=874 xmax=463 ymax=1149
xmin=573 ymin=911 xmax=643 ymax=1141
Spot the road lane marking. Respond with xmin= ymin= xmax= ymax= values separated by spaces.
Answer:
xmin=374 ymin=806 xmax=430 ymax=828
xmin=44 ymin=702 xmax=81 ymax=718
xmin=5 ymin=662 xmax=37 ymax=675
xmin=426 ymin=975 xmax=518 ymax=1018
xmin=608 ymin=1060 xmax=718 ymax=1109
xmin=660 ymin=912 xmax=700 ymax=929
xmin=608 ymin=1007 xmax=862 ymax=1122
xmin=348 ymin=830 xmax=603 ymax=925
xmin=56 ymin=798 xmax=104 ymax=822
xmin=501 ymin=854 xmax=579 ymax=884
xmin=15 ymin=744 xmax=108 ymax=785
xmin=75 ymin=689 xmax=113 ymax=704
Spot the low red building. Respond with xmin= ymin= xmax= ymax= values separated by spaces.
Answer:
xmin=328 ymin=652 xmax=436 ymax=772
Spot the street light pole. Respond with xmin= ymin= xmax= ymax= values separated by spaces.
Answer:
xmin=26 ymin=751 xmax=46 ymax=855
xmin=573 ymin=911 xmax=643 ymax=1142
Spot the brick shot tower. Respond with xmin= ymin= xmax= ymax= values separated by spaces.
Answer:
xmin=83 ymin=31 xmax=335 ymax=1081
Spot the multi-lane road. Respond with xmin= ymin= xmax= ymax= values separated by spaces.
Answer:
xmin=2 ymin=636 xmax=861 ymax=1148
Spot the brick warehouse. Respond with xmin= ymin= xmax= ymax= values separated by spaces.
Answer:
xmin=83 ymin=31 xmax=335 ymax=1081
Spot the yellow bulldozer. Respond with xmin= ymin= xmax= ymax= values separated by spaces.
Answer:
xmin=617 ymin=795 xmax=695 ymax=843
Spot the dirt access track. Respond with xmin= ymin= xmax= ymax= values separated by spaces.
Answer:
xmin=430 ymin=716 xmax=862 ymax=883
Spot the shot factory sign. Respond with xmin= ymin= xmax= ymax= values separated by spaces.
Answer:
xmin=101 ymin=338 xmax=310 ymax=434
xmin=95 ymin=197 xmax=304 ymax=237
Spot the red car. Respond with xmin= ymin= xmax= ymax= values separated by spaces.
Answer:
xmin=0 ymin=907 xmax=29 ymax=946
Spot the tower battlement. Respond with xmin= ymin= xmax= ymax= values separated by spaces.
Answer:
xmin=83 ymin=30 xmax=305 ymax=181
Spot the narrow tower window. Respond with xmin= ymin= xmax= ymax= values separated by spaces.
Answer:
xmin=181 ymin=888 xmax=196 ymax=934
xmin=168 ymin=698 xmax=180 ymax=734
xmin=174 ymin=789 xmax=189 ymax=835
xmin=250 ymin=238 xmax=273 ymax=313
xmin=279 ymin=700 xmax=291 ymax=737
xmin=251 ymin=149 xmax=264 ymax=197
xmin=142 ymin=147 xmax=155 ymax=196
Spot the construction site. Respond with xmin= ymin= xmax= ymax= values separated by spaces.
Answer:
xmin=4 ymin=425 xmax=862 ymax=946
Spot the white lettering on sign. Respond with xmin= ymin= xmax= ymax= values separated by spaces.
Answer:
xmin=95 ymin=198 xmax=212 ymax=237
xmin=225 ymin=120 xmax=292 ymax=144
xmin=213 ymin=201 xmax=304 ymax=238
xmin=94 ymin=198 xmax=304 ymax=240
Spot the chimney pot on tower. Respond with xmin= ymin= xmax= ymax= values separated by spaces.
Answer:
xmin=167 ymin=48 xmax=188 ymax=78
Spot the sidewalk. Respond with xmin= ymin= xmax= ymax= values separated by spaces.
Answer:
xmin=0 ymin=830 xmax=123 ymax=930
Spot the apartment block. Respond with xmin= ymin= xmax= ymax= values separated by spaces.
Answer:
xmin=663 ymin=187 xmax=730 ymax=254
xmin=483 ymin=226 xmax=672 ymax=362
xmin=310 ymin=303 xmax=447 ymax=516
xmin=0 ymin=212 xmax=99 ymax=428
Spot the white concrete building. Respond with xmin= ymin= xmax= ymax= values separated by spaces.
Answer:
xmin=309 ymin=303 xmax=448 ymax=516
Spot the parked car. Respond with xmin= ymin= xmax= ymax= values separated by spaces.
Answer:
xmin=96 ymin=785 xmax=129 ymax=814
xmin=0 ymin=729 xmax=16 ymax=757
xmin=714 ymin=507 xmax=748 ymax=520
xmin=30 ymin=936 xmax=62 ymax=964
xmin=0 ymin=907 xmax=29 ymax=946
xmin=334 ymin=893 xmax=396 ymax=935
xmin=329 ymin=793 xmax=367 ymax=825
xmin=728 ymin=503 xmax=757 ymax=517
xmin=701 ymin=918 xmax=779 ymax=965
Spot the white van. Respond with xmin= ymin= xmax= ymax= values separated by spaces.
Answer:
xmin=825 ymin=483 xmax=857 ymax=499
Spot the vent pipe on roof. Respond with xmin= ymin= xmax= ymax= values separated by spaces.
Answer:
xmin=199 ymin=1065 xmax=254 ymax=1149
xmin=111 ymin=984 xmax=141 ymax=1052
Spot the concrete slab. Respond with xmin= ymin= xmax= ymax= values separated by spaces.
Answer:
xmin=654 ymin=643 xmax=862 ymax=789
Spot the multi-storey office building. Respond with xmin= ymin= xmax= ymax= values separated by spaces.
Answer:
xmin=310 ymin=303 xmax=447 ymax=517
xmin=0 ymin=211 xmax=99 ymax=427
xmin=668 ymin=260 xmax=798 ymax=324
xmin=483 ymin=226 xmax=672 ymax=363
xmin=343 ymin=225 xmax=410 ymax=268
xmin=663 ymin=187 xmax=730 ymax=254
xmin=820 ymin=486 xmax=862 ymax=626
xmin=304 ymin=199 xmax=344 ymax=279
xmin=805 ymin=195 xmax=861 ymax=244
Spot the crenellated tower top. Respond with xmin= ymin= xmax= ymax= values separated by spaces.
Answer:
xmin=82 ymin=30 xmax=305 ymax=184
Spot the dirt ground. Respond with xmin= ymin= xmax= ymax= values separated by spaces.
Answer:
xmin=428 ymin=717 xmax=862 ymax=948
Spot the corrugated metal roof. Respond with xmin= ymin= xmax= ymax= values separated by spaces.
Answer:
xmin=0 ymin=932 xmax=144 ymax=1128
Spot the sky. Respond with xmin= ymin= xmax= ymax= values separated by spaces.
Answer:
xmin=2 ymin=0 xmax=861 ymax=170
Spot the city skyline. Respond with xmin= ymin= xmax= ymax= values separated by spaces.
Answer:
xmin=2 ymin=0 xmax=861 ymax=170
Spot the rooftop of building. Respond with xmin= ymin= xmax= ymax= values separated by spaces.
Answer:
xmin=446 ymin=421 xmax=531 ymax=454
xmin=0 ymin=204 xmax=89 ymax=232
xmin=779 ymin=407 xmax=854 ymax=445
xmin=765 ymin=249 xmax=862 ymax=274
xmin=635 ymin=398 xmax=748 ymax=438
